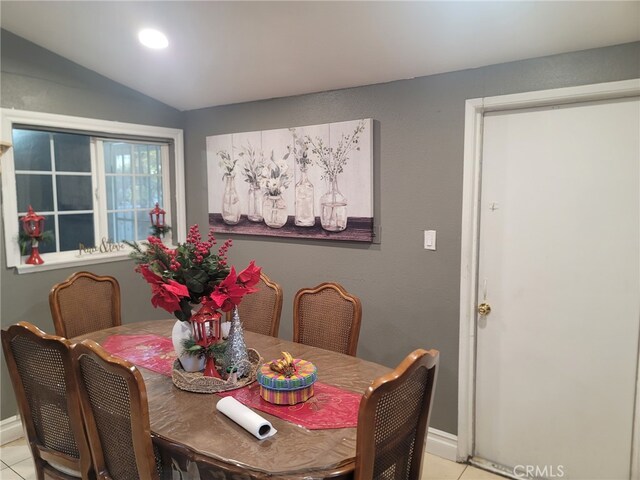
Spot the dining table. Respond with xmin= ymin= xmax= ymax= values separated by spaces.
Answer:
xmin=72 ymin=319 xmax=391 ymax=480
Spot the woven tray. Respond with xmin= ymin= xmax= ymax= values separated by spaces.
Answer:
xmin=172 ymin=348 xmax=261 ymax=394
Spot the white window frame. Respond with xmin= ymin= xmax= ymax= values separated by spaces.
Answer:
xmin=1 ymin=108 xmax=186 ymax=274
xmin=95 ymin=138 xmax=172 ymax=244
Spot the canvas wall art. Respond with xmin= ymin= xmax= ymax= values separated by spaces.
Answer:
xmin=206 ymin=119 xmax=373 ymax=242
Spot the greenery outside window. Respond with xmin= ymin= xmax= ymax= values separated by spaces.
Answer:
xmin=1 ymin=109 xmax=185 ymax=273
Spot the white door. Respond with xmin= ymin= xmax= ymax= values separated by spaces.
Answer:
xmin=474 ymin=97 xmax=640 ymax=480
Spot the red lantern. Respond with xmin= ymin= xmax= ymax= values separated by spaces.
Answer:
xmin=191 ymin=303 xmax=222 ymax=378
xmin=149 ymin=203 xmax=166 ymax=228
xmin=21 ymin=206 xmax=45 ymax=265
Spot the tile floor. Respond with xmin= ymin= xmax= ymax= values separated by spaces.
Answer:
xmin=0 ymin=436 xmax=506 ymax=480
xmin=0 ymin=438 xmax=35 ymax=480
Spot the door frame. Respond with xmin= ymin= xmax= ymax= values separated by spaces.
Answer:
xmin=457 ymin=79 xmax=640 ymax=474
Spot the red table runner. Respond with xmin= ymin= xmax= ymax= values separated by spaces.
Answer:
xmin=102 ymin=334 xmax=361 ymax=430
xmin=217 ymin=381 xmax=360 ymax=430
xmin=102 ymin=334 xmax=176 ymax=376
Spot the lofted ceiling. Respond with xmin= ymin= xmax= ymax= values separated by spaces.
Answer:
xmin=1 ymin=1 xmax=639 ymax=111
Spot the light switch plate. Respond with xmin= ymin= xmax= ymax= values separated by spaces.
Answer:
xmin=424 ymin=230 xmax=436 ymax=250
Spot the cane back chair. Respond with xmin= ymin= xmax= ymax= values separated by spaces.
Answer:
xmin=355 ymin=349 xmax=439 ymax=480
xmin=293 ymin=282 xmax=362 ymax=356
xmin=1 ymin=322 xmax=94 ymax=479
xmin=49 ymin=271 xmax=121 ymax=338
xmin=72 ymin=339 xmax=163 ymax=480
xmin=234 ymin=272 xmax=283 ymax=337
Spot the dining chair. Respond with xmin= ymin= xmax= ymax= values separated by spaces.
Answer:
xmin=354 ymin=348 xmax=439 ymax=480
xmin=293 ymin=282 xmax=362 ymax=356
xmin=49 ymin=271 xmax=122 ymax=338
xmin=1 ymin=321 xmax=95 ymax=480
xmin=72 ymin=339 xmax=164 ymax=480
xmin=234 ymin=272 xmax=283 ymax=337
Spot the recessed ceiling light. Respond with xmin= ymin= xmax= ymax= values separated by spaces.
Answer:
xmin=138 ymin=29 xmax=168 ymax=49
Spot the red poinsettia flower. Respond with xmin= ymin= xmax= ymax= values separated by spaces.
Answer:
xmin=238 ymin=260 xmax=261 ymax=288
xmin=139 ymin=264 xmax=190 ymax=314
xmin=151 ymin=280 xmax=190 ymax=313
xmin=210 ymin=267 xmax=249 ymax=312
xmin=138 ymin=264 xmax=163 ymax=284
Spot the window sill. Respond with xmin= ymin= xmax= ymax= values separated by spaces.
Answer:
xmin=15 ymin=251 xmax=131 ymax=274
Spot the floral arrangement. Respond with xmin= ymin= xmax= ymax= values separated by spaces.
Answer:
xmin=306 ymin=120 xmax=365 ymax=181
xmin=260 ymin=151 xmax=291 ymax=196
xmin=127 ymin=225 xmax=261 ymax=322
xmin=289 ymin=128 xmax=311 ymax=172
xmin=239 ymin=143 xmax=265 ymax=187
xmin=217 ymin=150 xmax=237 ymax=178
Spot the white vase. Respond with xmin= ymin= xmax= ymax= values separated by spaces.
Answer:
xmin=295 ymin=169 xmax=315 ymax=227
xmin=221 ymin=174 xmax=241 ymax=225
xmin=263 ymin=194 xmax=287 ymax=228
xmin=171 ymin=320 xmax=205 ymax=372
xmin=320 ymin=177 xmax=347 ymax=232
xmin=221 ymin=320 xmax=231 ymax=339
xmin=247 ymin=183 xmax=263 ymax=222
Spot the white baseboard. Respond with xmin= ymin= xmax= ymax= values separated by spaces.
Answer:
xmin=0 ymin=415 xmax=23 ymax=445
xmin=426 ymin=427 xmax=458 ymax=462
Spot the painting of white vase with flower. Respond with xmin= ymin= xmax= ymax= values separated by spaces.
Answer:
xmin=206 ymin=118 xmax=373 ymax=242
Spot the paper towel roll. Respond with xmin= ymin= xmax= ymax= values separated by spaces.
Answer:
xmin=216 ymin=396 xmax=277 ymax=440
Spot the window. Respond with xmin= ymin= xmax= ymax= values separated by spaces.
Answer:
xmin=104 ymin=141 xmax=165 ymax=242
xmin=1 ymin=109 xmax=185 ymax=273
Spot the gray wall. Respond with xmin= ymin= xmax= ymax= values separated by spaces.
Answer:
xmin=183 ymin=42 xmax=640 ymax=434
xmin=1 ymin=27 xmax=638 ymax=434
xmin=0 ymin=30 xmax=184 ymax=418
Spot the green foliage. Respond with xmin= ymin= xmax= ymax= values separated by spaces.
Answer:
xmin=239 ymin=143 xmax=265 ymax=186
xmin=150 ymin=224 xmax=171 ymax=237
xmin=218 ymin=150 xmax=237 ymax=178
xmin=18 ymin=230 xmax=54 ymax=255
xmin=175 ymin=299 xmax=193 ymax=323
xmin=184 ymin=268 xmax=208 ymax=294
xmin=306 ymin=120 xmax=366 ymax=181
xmin=181 ymin=337 xmax=227 ymax=360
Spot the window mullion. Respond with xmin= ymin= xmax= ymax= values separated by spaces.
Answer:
xmin=160 ymin=144 xmax=173 ymax=243
xmin=93 ymin=139 xmax=108 ymax=244
xmin=131 ymin=143 xmax=138 ymax=240
xmin=50 ymin=133 xmax=61 ymax=253
xmin=14 ymin=171 xmax=92 ymax=176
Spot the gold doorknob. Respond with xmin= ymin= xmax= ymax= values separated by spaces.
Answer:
xmin=478 ymin=302 xmax=492 ymax=316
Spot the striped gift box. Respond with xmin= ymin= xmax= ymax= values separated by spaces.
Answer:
xmin=259 ymin=384 xmax=315 ymax=405
xmin=257 ymin=359 xmax=317 ymax=405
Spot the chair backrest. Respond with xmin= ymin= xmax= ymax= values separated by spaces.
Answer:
xmin=72 ymin=339 xmax=160 ymax=480
xmin=355 ymin=349 xmax=439 ymax=480
xmin=235 ymin=272 xmax=283 ymax=337
xmin=49 ymin=271 xmax=122 ymax=338
xmin=293 ymin=282 xmax=362 ymax=356
xmin=0 ymin=322 xmax=94 ymax=479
